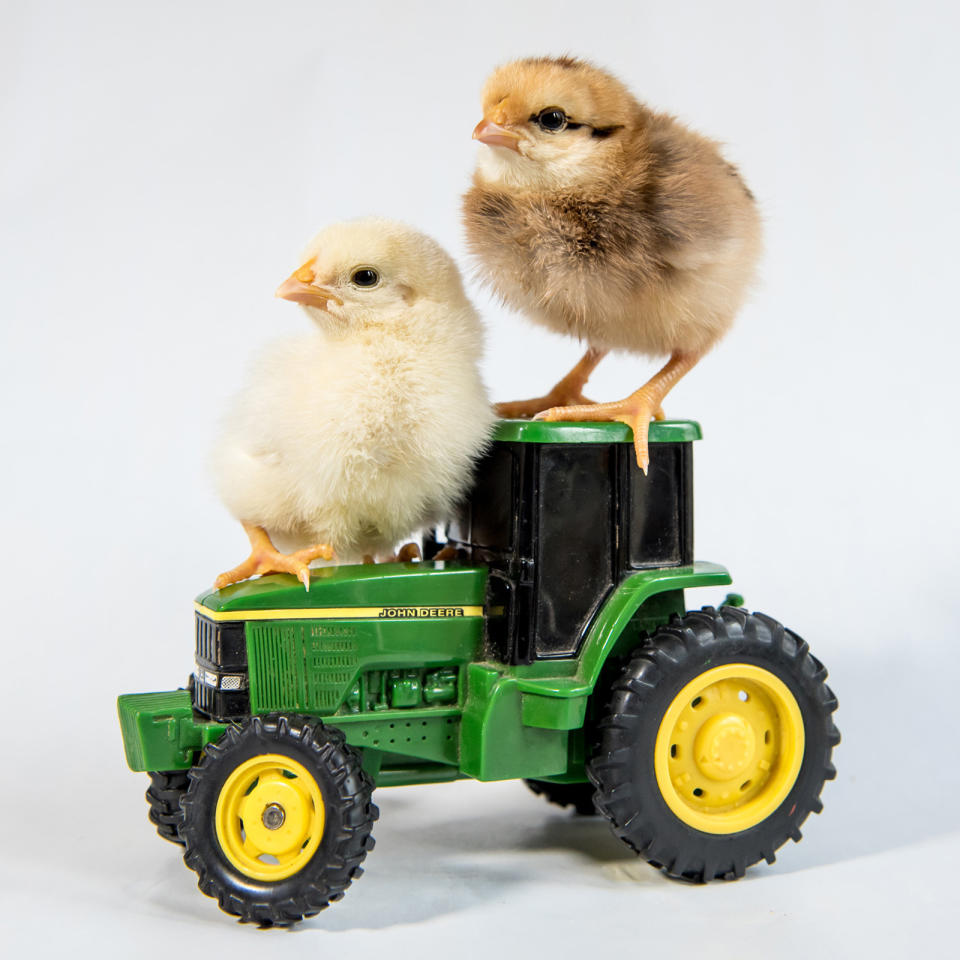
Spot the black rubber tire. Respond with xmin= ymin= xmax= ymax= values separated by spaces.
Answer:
xmin=524 ymin=779 xmax=598 ymax=816
xmin=588 ymin=606 xmax=839 ymax=882
xmin=146 ymin=770 xmax=190 ymax=845
xmin=177 ymin=715 xmax=378 ymax=925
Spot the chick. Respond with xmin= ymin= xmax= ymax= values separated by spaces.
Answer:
xmin=213 ymin=218 xmax=495 ymax=589
xmin=463 ymin=56 xmax=762 ymax=470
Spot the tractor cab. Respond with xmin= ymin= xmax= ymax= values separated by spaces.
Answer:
xmin=445 ymin=419 xmax=698 ymax=664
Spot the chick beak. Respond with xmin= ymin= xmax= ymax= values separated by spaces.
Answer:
xmin=473 ymin=119 xmax=521 ymax=153
xmin=275 ymin=264 xmax=344 ymax=311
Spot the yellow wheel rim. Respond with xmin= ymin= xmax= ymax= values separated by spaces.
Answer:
xmin=215 ymin=753 xmax=325 ymax=882
xmin=653 ymin=664 xmax=804 ymax=834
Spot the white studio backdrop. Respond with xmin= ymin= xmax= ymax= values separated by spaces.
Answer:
xmin=1 ymin=1 xmax=957 ymax=956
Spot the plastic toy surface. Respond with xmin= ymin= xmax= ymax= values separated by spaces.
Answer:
xmin=118 ymin=420 xmax=839 ymax=925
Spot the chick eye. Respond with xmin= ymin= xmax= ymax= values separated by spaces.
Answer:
xmin=534 ymin=108 xmax=568 ymax=132
xmin=350 ymin=268 xmax=380 ymax=288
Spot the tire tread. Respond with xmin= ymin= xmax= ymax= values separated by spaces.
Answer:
xmin=588 ymin=605 xmax=839 ymax=883
xmin=177 ymin=714 xmax=378 ymax=925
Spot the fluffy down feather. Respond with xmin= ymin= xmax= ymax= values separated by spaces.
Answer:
xmin=213 ymin=218 xmax=494 ymax=565
xmin=463 ymin=55 xmax=763 ymax=359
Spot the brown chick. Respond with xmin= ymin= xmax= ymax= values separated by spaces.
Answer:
xmin=463 ymin=56 xmax=763 ymax=470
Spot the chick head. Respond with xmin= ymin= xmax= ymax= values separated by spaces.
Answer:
xmin=276 ymin=218 xmax=468 ymax=335
xmin=472 ymin=56 xmax=640 ymax=191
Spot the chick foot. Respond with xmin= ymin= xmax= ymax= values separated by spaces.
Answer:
xmin=535 ymin=393 xmax=662 ymax=472
xmin=495 ymin=347 xmax=607 ymax=419
xmin=534 ymin=350 xmax=701 ymax=473
xmin=215 ymin=523 xmax=334 ymax=591
xmin=381 ymin=542 xmax=422 ymax=563
xmin=396 ymin=542 xmax=422 ymax=562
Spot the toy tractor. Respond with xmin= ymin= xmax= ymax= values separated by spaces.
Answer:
xmin=117 ymin=420 xmax=839 ymax=925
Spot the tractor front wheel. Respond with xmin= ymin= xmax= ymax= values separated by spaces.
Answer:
xmin=146 ymin=770 xmax=189 ymax=845
xmin=177 ymin=715 xmax=377 ymax=925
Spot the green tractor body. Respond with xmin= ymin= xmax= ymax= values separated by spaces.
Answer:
xmin=117 ymin=420 xmax=838 ymax=924
xmin=119 ymin=559 xmax=732 ymax=786
xmin=119 ymin=420 xmax=728 ymax=786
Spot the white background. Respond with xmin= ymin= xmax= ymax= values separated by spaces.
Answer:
xmin=2 ymin=0 xmax=958 ymax=955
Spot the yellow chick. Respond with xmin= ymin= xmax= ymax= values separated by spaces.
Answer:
xmin=213 ymin=218 xmax=495 ymax=589
xmin=463 ymin=56 xmax=763 ymax=470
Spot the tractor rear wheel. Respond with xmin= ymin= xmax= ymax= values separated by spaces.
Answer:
xmin=588 ymin=606 xmax=839 ymax=881
xmin=524 ymin=779 xmax=598 ymax=815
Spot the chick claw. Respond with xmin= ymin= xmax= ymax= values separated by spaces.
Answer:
xmin=534 ymin=391 xmax=662 ymax=474
xmin=395 ymin=542 xmax=422 ymax=562
xmin=215 ymin=525 xmax=334 ymax=591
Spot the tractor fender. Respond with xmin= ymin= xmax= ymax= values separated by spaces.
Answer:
xmin=575 ymin=561 xmax=733 ymax=690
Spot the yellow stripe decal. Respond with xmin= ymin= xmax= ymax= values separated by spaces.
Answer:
xmin=195 ymin=602 xmax=484 ymax=622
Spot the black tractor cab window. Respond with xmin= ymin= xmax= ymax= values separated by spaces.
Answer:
xmin=447 ymin=431 xmax=693 ymax=665
xmin=533 ymin=444 xmax=615 ymax=656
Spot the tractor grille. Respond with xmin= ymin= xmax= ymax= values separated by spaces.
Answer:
xmin=192 ymin=613 xmax=249 ymax=721
xmin=192 ymin=676 xmax=215 ymax=715
xmin=196 ymin=615 xmax=217 ymax=662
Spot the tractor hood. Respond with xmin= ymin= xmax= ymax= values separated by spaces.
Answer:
xmin=196 ymin=561 xmax=488 ymax=617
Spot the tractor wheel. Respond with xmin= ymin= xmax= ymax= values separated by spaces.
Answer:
xmin=146 ymin=770 xmax=190 ymax=845
xmin=588 ymin=606 xmax=839 ymax=882
xmin=177 ymin=715 xmax=378 ymax=925
xmin=524 ymin=779 xmax=598 ymax=815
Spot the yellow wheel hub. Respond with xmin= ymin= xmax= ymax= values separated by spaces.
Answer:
xmin=215 ymin=754 xmax=325 ymax=881
xmin=694 ymin=712 xmax=756 ymax=780
xmin=654 ymin=664 xmax=804 ymax=834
